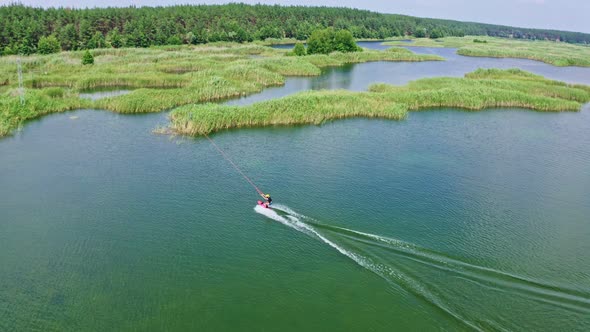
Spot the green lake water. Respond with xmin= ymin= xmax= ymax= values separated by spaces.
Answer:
xmin=1 ymin=45 xmax=590 ymax=331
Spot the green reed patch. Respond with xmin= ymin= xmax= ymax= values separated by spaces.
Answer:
xmin=170 ymin=90 xmax=408 ymax=136
xmin=0 ymin=43 xmax=441 ymax=136
xmin=384 ymin=36 xmax=590 ymax=67
xmin=0 ymin=88 xmax=90 ymax=136
xmin=170 ymin=68 xmax=590 ymax=136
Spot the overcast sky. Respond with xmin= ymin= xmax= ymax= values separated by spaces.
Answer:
xmin=3 ymin=0 xmax=589 ymax=34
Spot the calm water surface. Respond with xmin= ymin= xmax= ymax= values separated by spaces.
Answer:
xmin=79 ymin=89 xmax=132 ymax=100
xmin=1 ymin=43 xmax=590 ymax=331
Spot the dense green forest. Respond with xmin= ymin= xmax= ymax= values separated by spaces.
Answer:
xmin=1 ymin=3 xmax=589 ymax=56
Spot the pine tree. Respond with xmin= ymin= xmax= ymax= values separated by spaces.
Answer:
xmin=82 ymin=50 xmax=94 ymax=65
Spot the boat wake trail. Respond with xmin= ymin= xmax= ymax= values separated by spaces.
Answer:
xmin=255 ymin=204 xmax=590 ymax=331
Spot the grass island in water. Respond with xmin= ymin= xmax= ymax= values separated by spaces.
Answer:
xmin=0 ymin=43 xmax=442 ymax=137
xmin=2 ymin=41 xmax=590 ymax=138
xmin=169 ymin=68 xmax=590 ymax=136
xmin=384 ymin=36 xmax=590 ymax=67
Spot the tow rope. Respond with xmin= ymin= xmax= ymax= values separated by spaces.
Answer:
xmin=204 ymin=134 xmax=265 ymax=196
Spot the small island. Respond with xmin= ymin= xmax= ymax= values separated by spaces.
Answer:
xmin=169 ymin=68 xmax=590 ymax=136
xmin=384 ymin=36 xmax=590 ymax=67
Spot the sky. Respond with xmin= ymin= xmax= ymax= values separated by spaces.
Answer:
xmin=2 ymin=0 xmax=589 ymax=34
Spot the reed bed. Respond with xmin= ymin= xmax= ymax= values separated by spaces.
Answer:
xmin=457 ymin=47 xmax=590 ymax=67
xmin=170 ymin=90 xmax=408 ymax=135
xmin=95 ymin=65 xmax=286 ymax=113
xmin=305 ymin=48 xmax=443 ymax=67
xmin=384 ymin=36 xmax=590 ymax=67
xmin=370 ymin=68 xmax=590 ymax=110
xmin=170 ymin=68 xmax=590 ymax=136
xmin=0 ymin=42 xmax=442 ymax=136
xmin=0 ymin=88 xmax=90 ymax=136
xmin=254 ymin=57 xmax=322 ymax=76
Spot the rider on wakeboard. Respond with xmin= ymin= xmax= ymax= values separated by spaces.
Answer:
xmin=263 ymin=193 xmax=272 ymax=206
xmin=258 ymin=193 xmax=272 ymax=208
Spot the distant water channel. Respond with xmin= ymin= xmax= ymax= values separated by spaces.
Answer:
xmin=79 ymin=88 xmax=132 ymax=100
xmin=224 ymin=41 xmax=590 ymax=106
xmin=1 ymin=41 xmax=589 ymax=331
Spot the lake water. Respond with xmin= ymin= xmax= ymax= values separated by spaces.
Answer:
xmin=1 ymin=43 xmax=590 ymax=331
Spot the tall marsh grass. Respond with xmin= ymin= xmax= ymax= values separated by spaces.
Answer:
xmin=305 ymin=48 xmax=442 ymax=67
xmin=170 ymin=90 xmax=408 ymax=136
xmin=170 ymin=68 xmax=590 ymax=136
xmin=0 ymin=88 xmax=90 ymax=136
xmin=1 ymin=41 xmax=587 ymax=137
xmin=0 ymin=42 xmax=443 ymax=136
xmin=384 ymin=36 xmax=590 ymax=67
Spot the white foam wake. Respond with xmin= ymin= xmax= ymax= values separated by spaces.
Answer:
xmin=254 ymin=205 xmax=373 ymax=270
xmin=253 ymin=203 xmax=484 ymax=331
xmin=257 ymin=204 xmax=589 ymax=330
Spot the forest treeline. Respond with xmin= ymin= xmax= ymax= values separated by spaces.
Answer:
xmin=1 ymin=3 xmax=589 ymax=56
